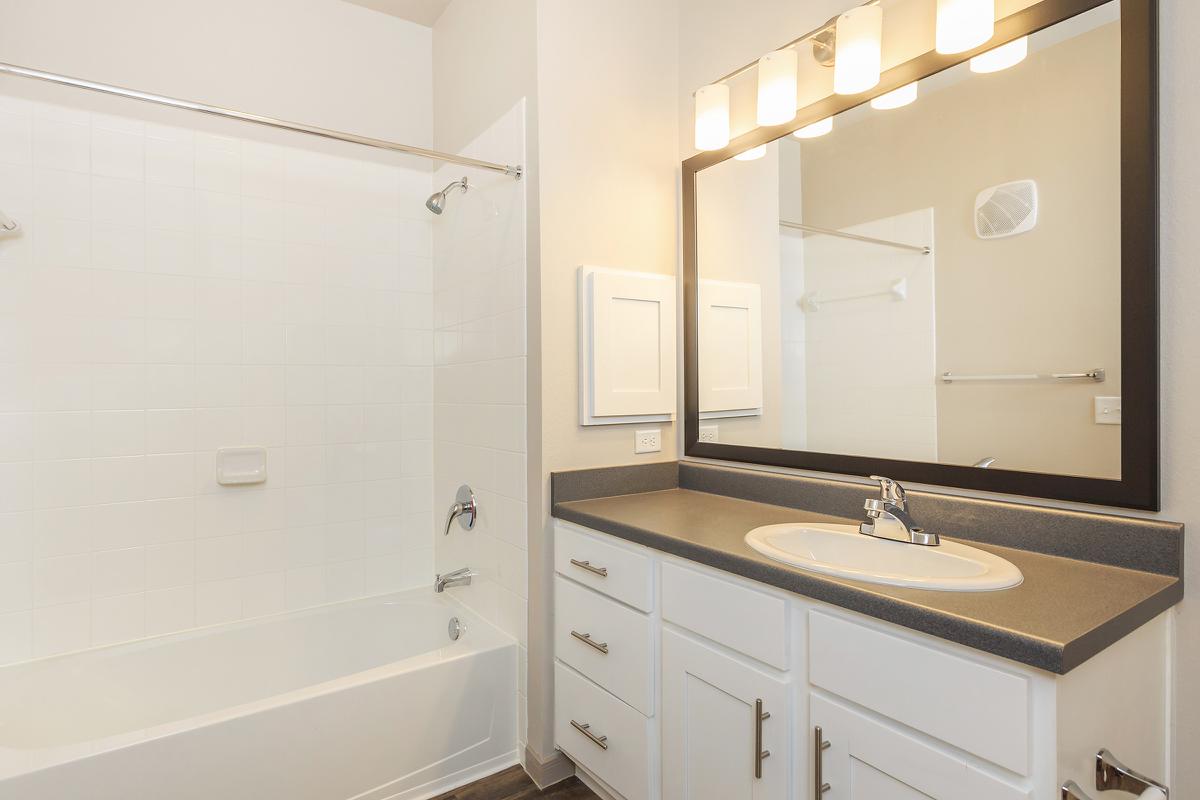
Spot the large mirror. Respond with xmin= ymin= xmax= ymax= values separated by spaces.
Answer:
xmin=684 ymin=0 xmax=1159 ymax=509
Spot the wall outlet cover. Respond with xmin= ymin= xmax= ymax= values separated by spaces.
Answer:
xmin=635 ymin=428 xmax=662 ymax=454
xmin=698 ymin=425 xmax=719 ymax=443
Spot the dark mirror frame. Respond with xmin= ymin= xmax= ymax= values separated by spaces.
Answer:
xmin=683 ymin=0 xmax=1160 ymax=510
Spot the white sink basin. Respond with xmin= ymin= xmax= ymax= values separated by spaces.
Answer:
xmin=744 ymin=523 xmax=1023 ymax=592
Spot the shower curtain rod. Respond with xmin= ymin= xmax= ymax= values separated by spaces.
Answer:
xmin=0 ymin=61 xmax=523 ymax=179
xmin=779 ymin=220 xmax=931 ymax=255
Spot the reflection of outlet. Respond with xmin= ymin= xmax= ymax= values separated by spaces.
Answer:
xmin=698 ymin=425 xmax=719 ymax=443
xmin=635 ymin=429 xmax=662 ymax=454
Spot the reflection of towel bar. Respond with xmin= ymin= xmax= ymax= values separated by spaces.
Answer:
xmin=942 ymin=369 xmax=1106 ymax=383
xmin=800 ymin=278 xmax=906 ymax=313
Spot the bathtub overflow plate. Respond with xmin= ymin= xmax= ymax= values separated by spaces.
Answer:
xmin=448 ymin=616 xmax=465 ymax=641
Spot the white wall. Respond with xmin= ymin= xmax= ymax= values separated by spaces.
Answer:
xmin=0 ymin=91 xmax=436 ymax=662
xmin=431 ymin=100 xmax=529 ymax=749
xmin=0 ymin=0 xmax=438 ymax=663
xmin=0 ymin=0 xmax=432 ymax=146
xmin=1158 ymin=0 xmax=1200 ymax=791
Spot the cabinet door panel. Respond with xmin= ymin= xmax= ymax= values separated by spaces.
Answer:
xmin=811 ymin=694 xmax=1029 ymax=800
xmin=662 ymin=629 xmax=790 ymax=800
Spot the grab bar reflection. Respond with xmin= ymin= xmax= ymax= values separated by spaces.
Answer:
xmin=942 ymin=368 xmax=1105 ymax=384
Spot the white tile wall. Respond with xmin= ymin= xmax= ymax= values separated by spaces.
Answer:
xmin=431 ymin=101 xmax=528 ymax=746
xmin=0 ymin=93 xmax=436 ymax=663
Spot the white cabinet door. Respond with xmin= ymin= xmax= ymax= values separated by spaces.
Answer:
xmin=662 ymin=629 xmax=791 ymax=800
xmin=810 ymin=695 xmax=1029 ymax=800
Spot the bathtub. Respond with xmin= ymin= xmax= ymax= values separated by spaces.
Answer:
xmin=0 ymin=588 xmax=518 ymax=800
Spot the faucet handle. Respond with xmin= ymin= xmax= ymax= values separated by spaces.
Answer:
xmin=868 ymin=475 xmax=907 ymax=508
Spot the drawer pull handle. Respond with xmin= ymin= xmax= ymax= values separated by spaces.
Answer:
xmin=814 ymin=725 xmax=831 ymax=797
xmin=570 ymin=559 xmax=608 ymax=577
xmin=570 ymin=720 xmax=609 ymax=750
xmin=570 ymin=630 xmax=609 ymax=654
xmin=754 ymin=699 xmax=771 ymax=779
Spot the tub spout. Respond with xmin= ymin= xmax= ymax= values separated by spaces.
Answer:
xmin=435 ymin=567 xmax=476 ymax=593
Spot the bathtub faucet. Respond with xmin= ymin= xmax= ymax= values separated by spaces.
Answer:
xmin=435 ymin=567 xmax=476 ymax=593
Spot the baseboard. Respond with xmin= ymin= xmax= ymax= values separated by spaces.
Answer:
xmin=522 ymin=745 xmax=576 ymax=789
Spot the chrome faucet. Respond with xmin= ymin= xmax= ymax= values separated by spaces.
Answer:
xmin=434 ymin=567 xmax=476 ymax=593
xmin=859 ymin=476 xmax=940 ymax=546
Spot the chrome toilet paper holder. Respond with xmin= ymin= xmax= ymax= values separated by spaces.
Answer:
xmin=1062 ymin=748 xmax=1169 ymax=799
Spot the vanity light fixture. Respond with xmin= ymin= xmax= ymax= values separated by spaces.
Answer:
xmin=870 ymin=81 xmax=919 ymax=109
xmin=756 ymin=48 xmax=799 ymax=126
xmin=935 ymin=0 xmax=995 ymax=54
xmin=694 ymin=83 xmax=731 ymax=151
xmin=970 ymin=36 xmax=1029 ymax=73
xmin=793 ymin=116 xmax=833 ymax=139
xmin=734 ymin=144 xmax=767 ymax=161
xmin=833 ymin=4 xmax=884 ymax=95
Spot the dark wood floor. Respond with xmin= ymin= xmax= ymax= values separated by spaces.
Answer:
xmin=431 ymin=765 xmax=597 ymax=800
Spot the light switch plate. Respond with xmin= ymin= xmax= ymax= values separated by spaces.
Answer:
xmin=635 ymin=429 xmax=662 ymax=454
xmin=1094 ymin=396 xmax=1122 ymax=425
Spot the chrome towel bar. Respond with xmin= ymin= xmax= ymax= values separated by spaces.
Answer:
xmin=942 ymin=368 xmax=1106 ymax=383
xmin=1096 ymin=748 xmax=1169 ymax=797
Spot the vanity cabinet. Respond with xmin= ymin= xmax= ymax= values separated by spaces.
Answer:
xmin=551 ymin=521 xmax=1170 ymax=800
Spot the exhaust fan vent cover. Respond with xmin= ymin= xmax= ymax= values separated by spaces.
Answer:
xmin=974 ymin=179 xmax=1038 ymax=239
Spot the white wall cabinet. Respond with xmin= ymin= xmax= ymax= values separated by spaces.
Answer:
xmin=698 ymin=279 xmax=763 ymax=419
xmin=578 ymin=266 xmax=677 ymax=426
xmin=661 ymin=629 xmax=790 ymax=800
xmin=551 ymin=520 xmax=1170 ymax=800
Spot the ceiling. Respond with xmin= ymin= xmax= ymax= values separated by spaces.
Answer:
xmin=342 ymin=0 xmax=451 ymax=27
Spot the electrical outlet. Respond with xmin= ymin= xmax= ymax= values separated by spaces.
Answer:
xmin=698 ymin=425 xmax=719 ymax=443
xmin=635 ymin=428 xmax=662 ymax=454
xmin=1094 ymin=396 xmax=1122 ymax=425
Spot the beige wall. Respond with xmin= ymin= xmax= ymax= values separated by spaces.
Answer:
xmin=797 ymin=22 xmax=1121 ymax=478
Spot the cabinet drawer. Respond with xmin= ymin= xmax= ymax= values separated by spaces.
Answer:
xmin=809 ymin=611 xmax=1031 ymax=775
xmin=661 ymin=562 xmax=788 ymax=669
xmin=555 ymin=662 xmax=655 ymax=800
xmin=555 ymin=522 xmax=654 ymax=611
xmin=555 ymin=576 xmax=654 ymax=715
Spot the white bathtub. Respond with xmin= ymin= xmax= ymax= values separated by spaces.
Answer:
xmin=0 ymin=589 xmax=518 ymax=800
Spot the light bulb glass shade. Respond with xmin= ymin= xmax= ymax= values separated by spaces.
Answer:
xmin=695 ymin=83 xmax=731 ymax=151
xmin=935 ymin=0 xmax=995 ymax=54
xmin=833 ymin=4 xmax=884 ymax=95
xmin=870 ymin=82 xmax=919 ymax=110
xmin=734 ymin=145 xmax=767 ymax=161
xmin=756 ymin=49 xmax=799 ymax=126
xmin=793 ymin=117 xmax=834 ymax=139
xmin=970 ymin=36 xmax=1028 ymax=73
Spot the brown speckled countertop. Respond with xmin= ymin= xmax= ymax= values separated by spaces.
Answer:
xmin=551 ymin=464 xmax=1183 ymax=674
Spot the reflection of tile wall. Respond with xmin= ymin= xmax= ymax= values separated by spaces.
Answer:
xmin=431 ymin=101 xmax=527 ymax=745
xmin=0 ymin=94 xmax=434 ymax=664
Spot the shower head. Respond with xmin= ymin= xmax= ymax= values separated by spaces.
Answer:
xmin=425 ymin=177 xmax=469 ymax=215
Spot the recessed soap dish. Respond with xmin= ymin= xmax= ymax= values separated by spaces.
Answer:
xmin=216 ymin=446 xmax=268 ymax=486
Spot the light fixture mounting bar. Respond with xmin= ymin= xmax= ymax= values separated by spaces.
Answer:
xmin=700 ymin=0 xmax=882 ymax=90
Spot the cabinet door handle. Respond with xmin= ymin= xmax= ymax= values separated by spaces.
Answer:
xmin=570 ymin=720 xmax=609 ymax=750
xmin=814 ymin=725 xmax=831 ymax=797
xmin=569 ymin=558 xmax=608 ymax=577
xmin=570 ymin=630 xmax=609 ymax=654
xmin=754 ymin=699 xmax=771 ymax=779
